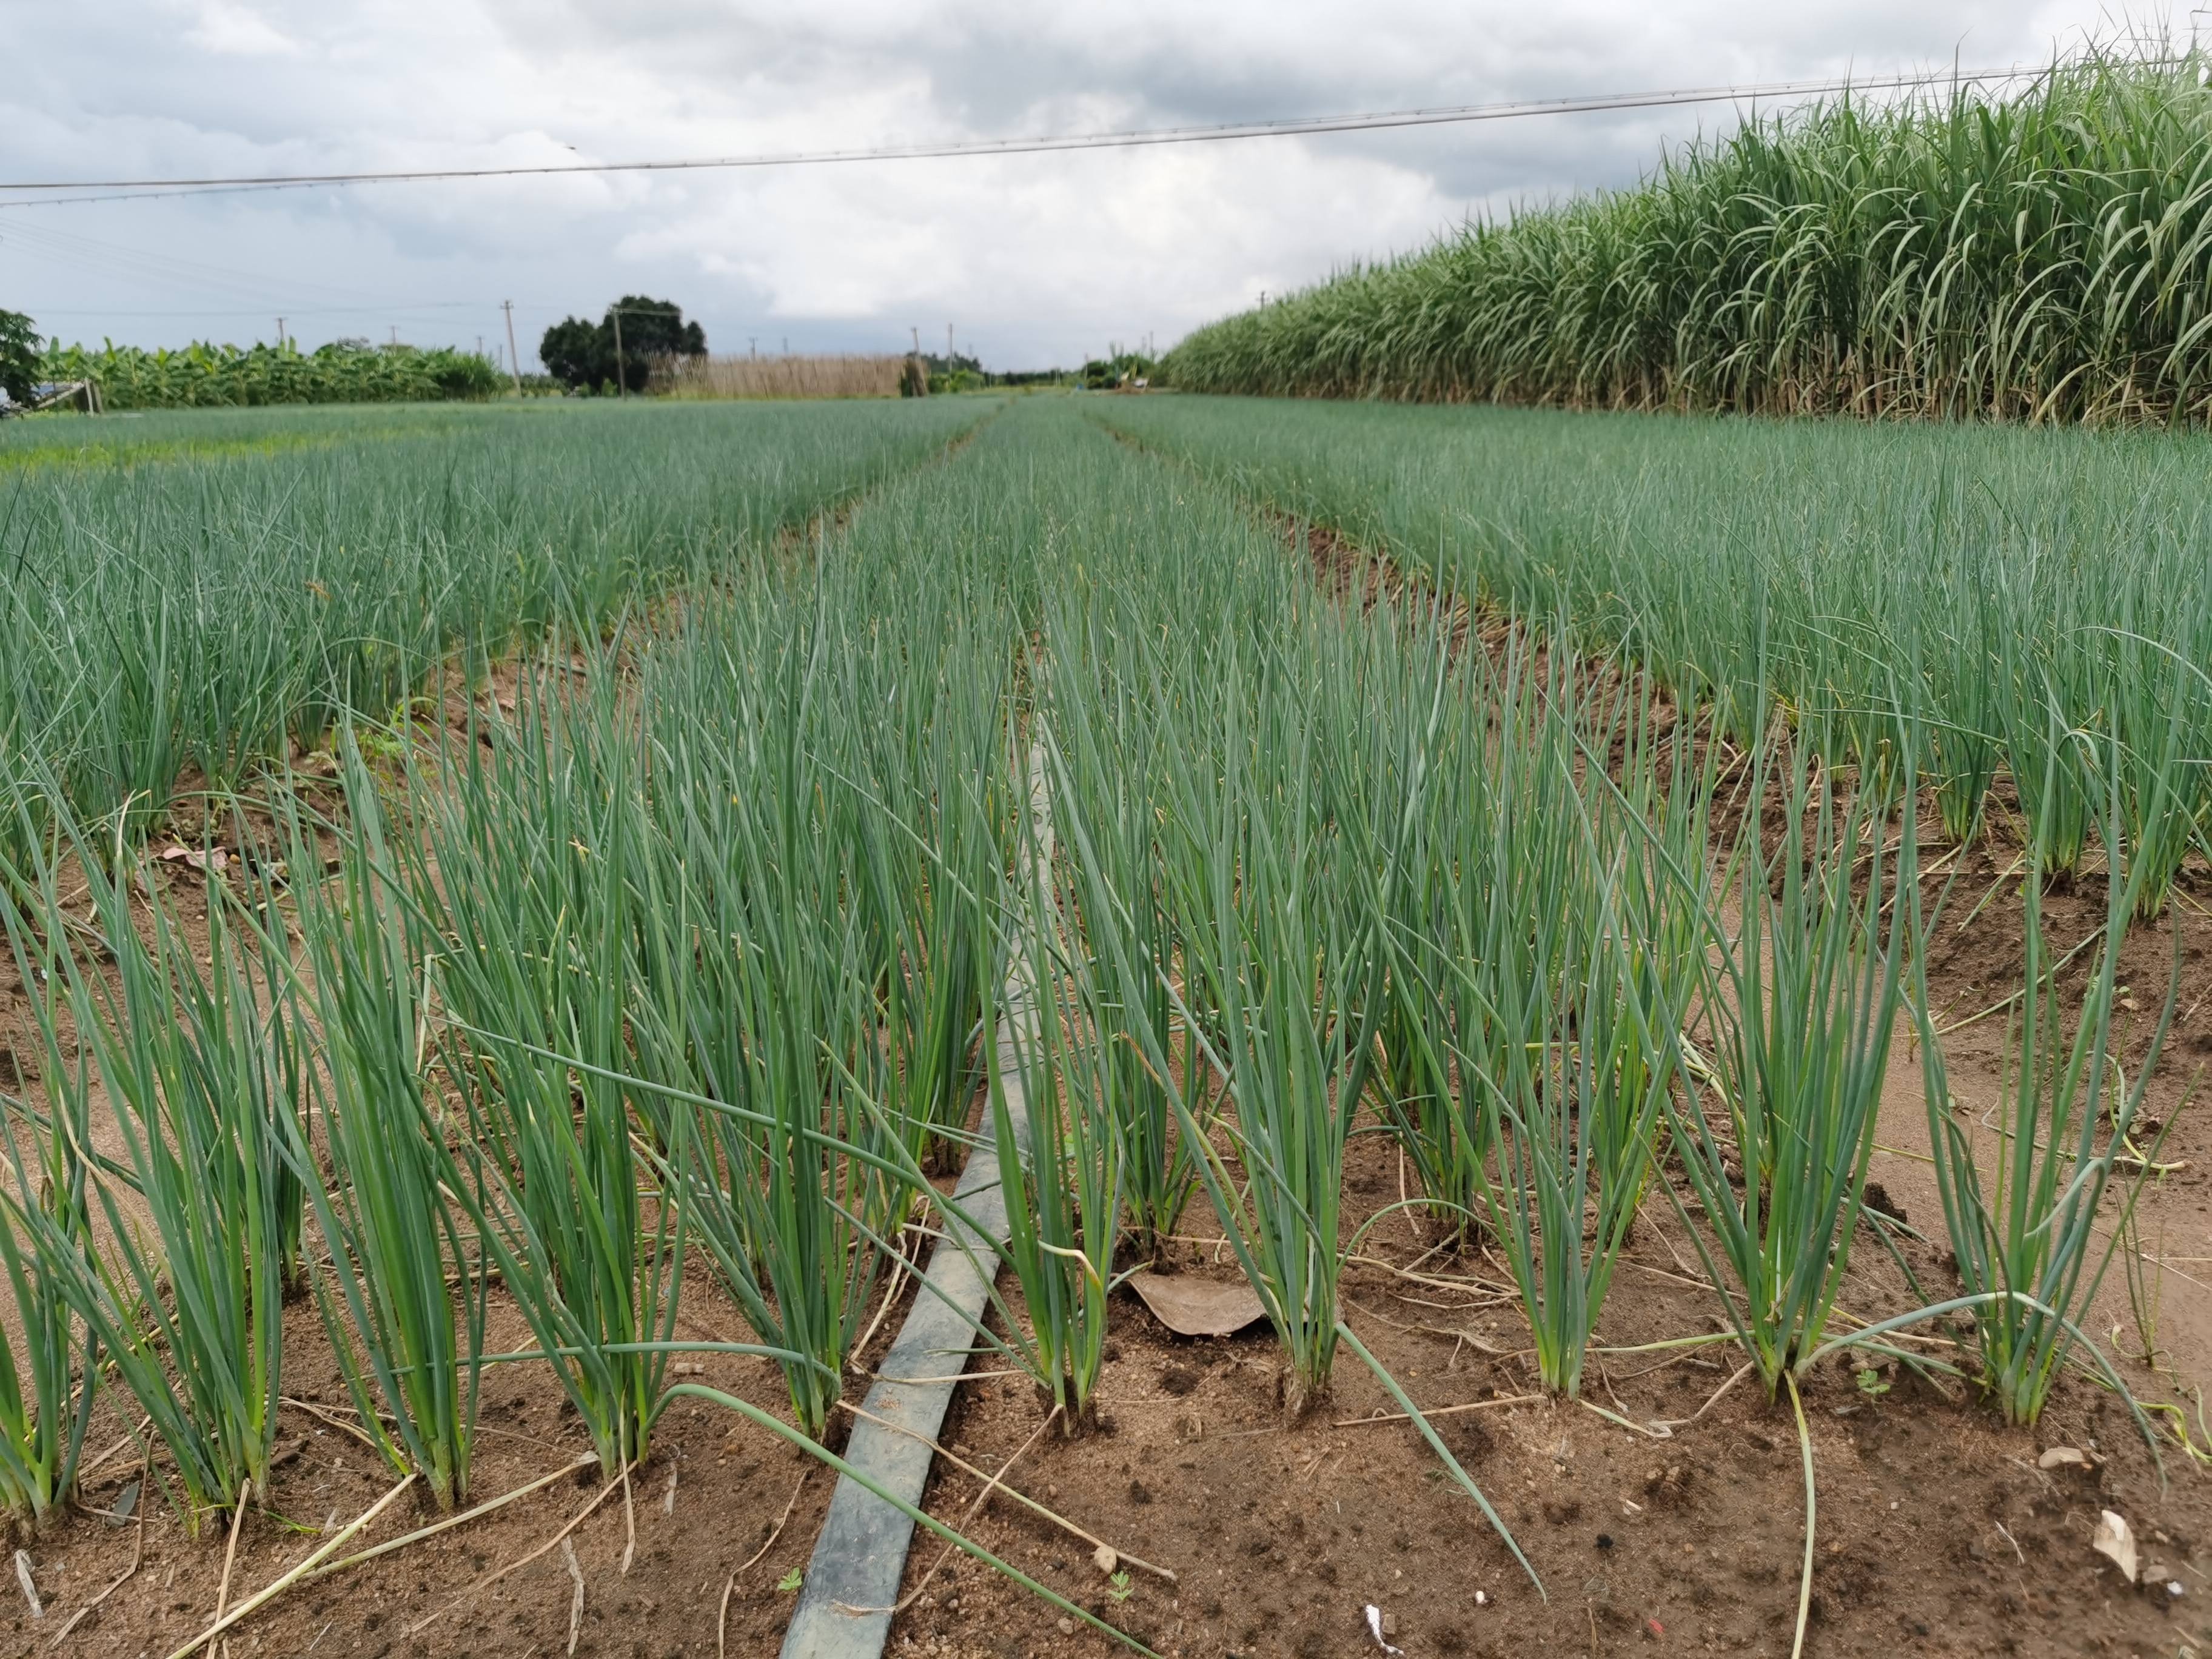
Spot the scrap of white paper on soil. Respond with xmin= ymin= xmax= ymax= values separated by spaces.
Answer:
xmin=1365 ymin=1604 xmax=1403 ymax=1655
xmin=1127 ymin=1270 xmax=1267 ymax=1336
xmin=157 ymin=845 xmax=230 ymax=873
xmin=2092 ymin=1510 xmax=2139 ymax=1583
xmin=12 ymin=1550 xmax=38 ymax=1620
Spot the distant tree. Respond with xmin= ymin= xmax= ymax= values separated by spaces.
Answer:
xmin=0 ymin=309 xmax=41 ymax=404
xmin=609 ymin=295 xmax=705 ymax=362
xmin=538 ymin=298 xmax=706 ymax=394
xmin=538 ymin=316 xmax=608 ymax=392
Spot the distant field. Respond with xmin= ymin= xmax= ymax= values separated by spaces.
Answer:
xmin=1099 ymin=392 xmax=2212 ymax=904
xmin=0 ymin=396 xmax=988 ymax=836
xmin=0 ymin=403 xmax=486 ymax=471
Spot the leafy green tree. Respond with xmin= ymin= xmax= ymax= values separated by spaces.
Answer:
xmin=537 ymin=298 xmax=706 ymax=394
xmin=538 ymin=316 xmax=606 ymax=392
xmin=609 ymin=296 xmax=705 ymax=363
xmin=0 ymin=310 xmax=41 ymax=405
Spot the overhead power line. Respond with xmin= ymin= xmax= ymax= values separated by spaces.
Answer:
xmin=0 ymin=62 xmax=2053 ymax=207
xmin=15 ymin=304 xmax=501 ymax=318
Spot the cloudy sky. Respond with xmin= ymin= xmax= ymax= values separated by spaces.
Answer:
xmin=0 ymin=1 xmax=2162 ymax=369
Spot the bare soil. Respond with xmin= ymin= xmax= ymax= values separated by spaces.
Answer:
xmin=880 ymin=926 xmax=2212 ymax=1659
xmin=14 ymin=991 xmax=2206 ymax=1659
xmin=0 ymin=1275 xmax=837 ymax=1659
xmin=15 ymin=809 xmax=2188 ymax=1659
xmin=1 ymin=549 xmax=2207 ymax=1658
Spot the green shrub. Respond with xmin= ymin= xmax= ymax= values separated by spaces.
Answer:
xmin=38 ymin=338 xmax=504 ymax=410
xmin=0 ymin=310 xmax=39 ymax=404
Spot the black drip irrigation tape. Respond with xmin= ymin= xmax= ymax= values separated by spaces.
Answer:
xmin=777 ymin=1122 xmax=1014 ymax=1658
xmin=782 ymin=744 xmax=1046 ymax=1659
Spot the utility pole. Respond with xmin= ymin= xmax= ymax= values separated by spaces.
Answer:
xmin=947 ymin=323 xmax=954 ymax=361
xmin=749 ymin=337 xmax=757 ymax=360
xmin=611 ymin=307 xmax=627 ymax=399
xmin=275 ymin=317 xmax=286 ymax=348
xmin=501 ymin=300 xmax=524 ymax=397
xmin=390 ymin=326 xmax=399 ymax=345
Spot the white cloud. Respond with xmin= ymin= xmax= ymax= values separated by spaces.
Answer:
xmin=0 ymin=1 xmax=2156 ymax=366
xmin=180 ymin=1 xmax=304 ymax=58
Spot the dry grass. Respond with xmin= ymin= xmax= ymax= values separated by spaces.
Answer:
xmin=653 ymin=354 xmax=907 ymax=401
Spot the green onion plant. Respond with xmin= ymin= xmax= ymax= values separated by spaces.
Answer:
xmin=1443 ymin=652 xmax=1698 ymax=1398
xmin=415 ymin=666 xmax=680 ymax=1478
xmin=634 ymin=605 xmax=919 ymax=1442
xmin=1662 ymin=722 xmax=1921 ymax=1399
xmin=274 ymin=746 xmax=484 ymax=1509
xmin=0 ymin=820 xmax=96 ymax=1533
xmin=1152 ymin=629 xmax=1390 ymax=1415
xmin=1911 ymin=731 xmax=2187 ymax=1425
xmin=4 ymin=807 xmax=301 ymax=1531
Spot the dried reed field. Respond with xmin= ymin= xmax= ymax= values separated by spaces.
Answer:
xmin=0 ymin=390 xmax=2201 ymax=1659
xmin=653 ymin=354 xmax=911 ymax=400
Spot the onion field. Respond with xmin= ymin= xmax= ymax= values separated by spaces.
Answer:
xmin=0 ymin=392 xmax=2200 ymax=1658
xmin=1094 ymin=394 xmax=2212 ymax=910
xmin=0 ymin=397 xmax=987 ymax=843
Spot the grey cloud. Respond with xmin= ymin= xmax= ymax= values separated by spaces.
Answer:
xmin=0 ymin=1 xmax=2141 ymax=366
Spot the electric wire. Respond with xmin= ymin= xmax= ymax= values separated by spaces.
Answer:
xmin=0 ymin=61 xmax=2062 ymax=209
